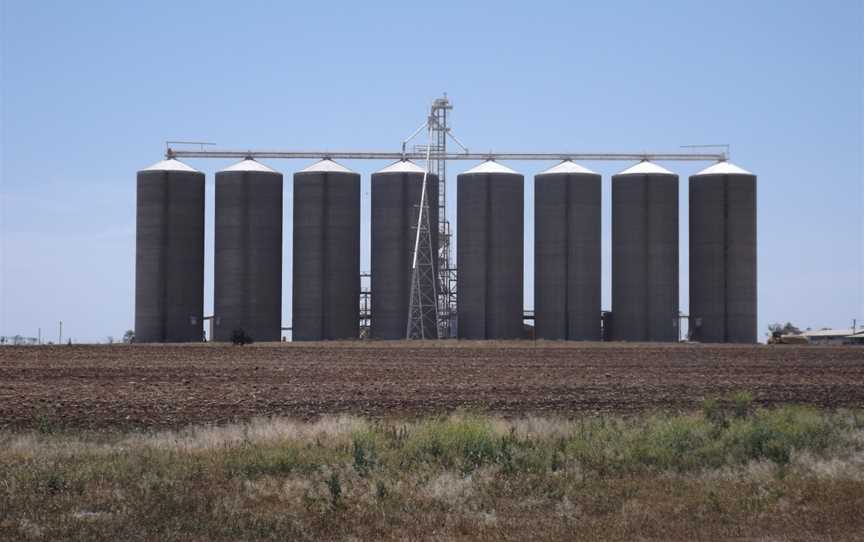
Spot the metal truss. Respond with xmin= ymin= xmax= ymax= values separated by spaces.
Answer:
xmin=405 ymin=126 xmax=439 ymax=339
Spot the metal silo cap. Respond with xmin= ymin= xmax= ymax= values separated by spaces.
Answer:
xmin=141 ymin=158 xmax=200 ymax=173
xmin=462 ymin=160 xmax=519 ymax=175
xmin=374 ymin=160 xmax=426 ymax=174
xmin=298 ymin=159 xmax=356 ymax=174
xmin=218 ymin=158 xmax=278 ymax=173
xmin=538 ymin=160 xmax=597 ymax=175
xmin=616 ymin=161 xmax=675 ymax=175
xmin=693 ymin=161 xmax=753 ymax=176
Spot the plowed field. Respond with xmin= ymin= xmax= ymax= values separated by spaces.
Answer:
xmin=1 ymin=342 xmax=862 ymax=430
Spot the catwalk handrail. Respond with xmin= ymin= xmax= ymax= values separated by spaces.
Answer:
xmin=166 ymin=149 xmax=727 ymax=162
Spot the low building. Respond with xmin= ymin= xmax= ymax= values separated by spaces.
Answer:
xmin=845 ymin=331 xmax=864 ymax=345
xmin=800 ymin=329 xmax=856 ymax=346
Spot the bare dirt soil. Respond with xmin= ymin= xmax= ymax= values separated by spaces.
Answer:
xmin=1 ymin=342 xmax=862 ymax=430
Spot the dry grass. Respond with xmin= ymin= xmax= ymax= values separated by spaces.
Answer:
xmin=1 ymin=403 xmax=864 ymax=540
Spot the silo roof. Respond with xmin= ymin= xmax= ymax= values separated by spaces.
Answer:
xmin=616 ymin=161 xmax=674 ymax=176
xmin=539 ymin=160 xmax=597 ymax=175
xmin=299 ymin=159 xmax=355 ymax=174
xmin=375 ymin=160 xmax=426 ymax=174
xmin=141 ymin=158 xmax=199 ymax=173
xmin=463 ymin=160 xmax=519 ymax=175
xmin=219 ymin=158 xmax=278 ymax=173
xmin=693 ymin=161 xmax=753 ymax=176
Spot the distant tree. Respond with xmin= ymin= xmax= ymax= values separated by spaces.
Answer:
xmin=12 ymin=335 xmax=24 ymax=346
xmin=767 ymin=322 xmax=801 ymax=338
xmin=106 ymin=336 xmax=115 ymax=344
xmin=123 ymin=330 xmax=135 ymax=344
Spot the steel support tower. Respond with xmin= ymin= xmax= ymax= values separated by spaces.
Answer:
xmin=404 ymin=95 xmax=459 ymax=338
xmin=429 ymin=96 xmax=456 ymax=337
xmin=405 ymin=126 xmax=440 ymax=339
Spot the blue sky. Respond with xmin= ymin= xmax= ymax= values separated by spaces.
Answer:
xmin=1 ymin=0 xmax=861 ymax=342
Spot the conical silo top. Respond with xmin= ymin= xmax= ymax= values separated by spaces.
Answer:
xmin=219 ymin=158 xmax=278 ymax=173
xmin=462 ymin=160 xmax=519 ymax=175
xmin=539 ymin=160 xmax=597 ymax=175
xmin=141 ymin=158 xmax=200 ymax=173
xmin=375 ymin=160 xmax=426 ymax=174
xmin=616 ymin=161 xmax=674 ymax=176
xmin=693 ymin=161 xmax=753 ymax=176
xmin=299 ymin=159 xmax=355 ymax=174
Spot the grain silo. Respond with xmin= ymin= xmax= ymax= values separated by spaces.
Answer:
xmin=611 ymin=161 xmax=679 ymax=342
xmin=689 ymin=161 xmax=757 ymax=343
xmin=134 ymin=159 xmax=205 ymax=342
xmin=371 ymin=160 xmax=439 ymax=339
xmin=457 ymin=161 xmax=524 ymax=339
xmin=534 ymin=161 xmax=601 ymax=340
xmin=213 ymin=158 xmax=283 ymax=342
xmin=292 ymin=159 xmax=360 ymax=340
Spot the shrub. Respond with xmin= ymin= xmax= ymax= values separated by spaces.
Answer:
xmin=352 ymin=436 xmax=375 ymax=476
xmin=702 ymin=397 xmax=728 ymax=430
xmin=375 ymin=480 xmax=388 ymax=500
xmin=231 ymin=328 xmax=253 ymax=346
xmin=326 ymin=472 xmax=342 ymax=509
xmin=402 ymin=415 xmax=500 ymax=471
xmin=731 ymin=391 xmax=754 ymax=418
xmin=622 ymin=415 xmax=713 ymax=472
xmin=562 ymin=404 xmax=849 ymax=474
xmin=222 ymin=444 xmax=302 ymax=478
xmin=702 ymin=391 xmax=754 ymax=431
xmin=35 ymin=413 xmax=54 ymax=435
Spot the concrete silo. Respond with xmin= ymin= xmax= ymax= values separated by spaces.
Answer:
xmin=292 ymin=159 xmax=360 ymax=340
xmin=457 ymin=161 xmax=524 ymax=339
xmin=689 ymin=161 xmax=757 ymax=343
xmin=370 ymin=160 xmax=439 ymax=339
xmin=534 ymin=161 xmax=601 ymax=340
xmin=135 ymin=159 xmax=205 ymax=342
xmin=213 ymin=158 xmax=283 ymax=342
xmin=611 ymin=161 xmax=679 ymax=342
